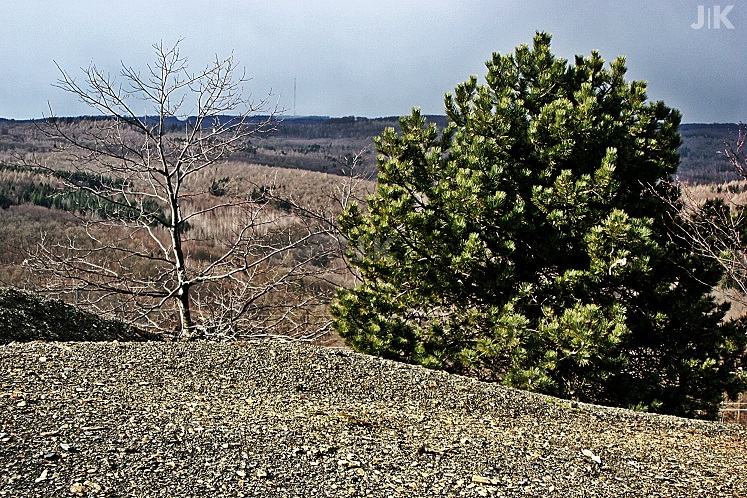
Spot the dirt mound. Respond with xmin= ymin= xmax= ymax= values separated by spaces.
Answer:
xmin=0 ymin=287 xmax=160 ymax=344
xmin=1 ymin=340 xmax=746 ymax=496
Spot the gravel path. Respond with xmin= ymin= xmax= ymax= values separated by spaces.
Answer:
xmin=1 ymin=340 xmax=745 ymax=497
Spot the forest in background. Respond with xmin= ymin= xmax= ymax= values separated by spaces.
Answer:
xmin=2 ymin=115 xmax=747 ymax=422
xmin=678 ymin=123 xmax=742 ymax=183
xmin=0 ymin=116 xmax=738 ymax=182
xmin=0 ymin=116 xmax=743 ymax=344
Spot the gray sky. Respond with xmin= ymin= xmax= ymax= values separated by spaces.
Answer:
xmin=0 ymin=1 xmax=744 ymax=123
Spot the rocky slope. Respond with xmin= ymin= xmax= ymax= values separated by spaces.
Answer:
xmin=1 ymin=339 xmax=746 ymax=497
xmin=0 ymin=287 xmax=159 ymax=344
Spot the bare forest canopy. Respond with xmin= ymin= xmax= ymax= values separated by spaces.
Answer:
xmin=679 ymin=123 xmax=744 ymax=184
xmin=0 ymin=116 xmax=739 ymax=183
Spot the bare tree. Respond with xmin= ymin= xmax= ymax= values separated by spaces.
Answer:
xmin=670 ymin=128 xmax=747 ymax=306
xmin=23 ymin=41 xmax=338 ymax=340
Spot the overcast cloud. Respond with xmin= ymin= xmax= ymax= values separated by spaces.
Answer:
xmin=0 ymin=1 xmax=744 ymax=123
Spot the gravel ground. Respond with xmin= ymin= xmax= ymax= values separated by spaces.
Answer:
xmin=1 ymin=340 xmax=746 ymax=497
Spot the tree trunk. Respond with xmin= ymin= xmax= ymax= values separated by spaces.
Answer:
xmin=176 ymin=285 xmax=194 ymax=340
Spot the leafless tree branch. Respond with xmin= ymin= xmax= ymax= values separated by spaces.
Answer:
xmin=20 ymin=41 xmax=345 ymax=341
xmin=662 ymin=128 xmax=747 ymax=306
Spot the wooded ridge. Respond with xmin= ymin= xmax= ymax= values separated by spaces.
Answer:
xmin=0 ymin=117 xmax=739 ymax=183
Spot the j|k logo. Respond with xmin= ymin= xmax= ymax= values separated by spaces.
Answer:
xmin=691 ymin=5 xmax=736 ymax=29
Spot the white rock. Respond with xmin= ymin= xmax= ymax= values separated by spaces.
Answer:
xmin=582 ymin=449 xmax=602 ymax=464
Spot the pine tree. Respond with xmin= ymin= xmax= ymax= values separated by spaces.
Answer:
xmin=332 ymin=33 xmax=747 ymax=419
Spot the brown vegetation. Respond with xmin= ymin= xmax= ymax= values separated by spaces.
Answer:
xmin=0 ymin=117 xmax=739 ymax=344
xmin=0 ymin=158 xmax=374 ymax=343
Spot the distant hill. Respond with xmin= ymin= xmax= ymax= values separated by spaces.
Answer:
xmin=678 ymin=123 xmax=742 ymax=184
xmin=256 ymin=118 xmax=744 ymax=183
xmin=0 ymin=116 xmax=740 ymax=183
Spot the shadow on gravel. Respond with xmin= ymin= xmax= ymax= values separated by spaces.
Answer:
xmin=0 ymin=287 xmax=161 ymax=344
